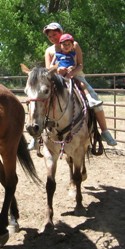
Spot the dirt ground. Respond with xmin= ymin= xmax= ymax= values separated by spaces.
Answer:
xmin=1 ymin=143 xmax=125 ymax=249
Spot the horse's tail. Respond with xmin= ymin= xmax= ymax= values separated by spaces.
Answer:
xmin=17 ymin=134 xmax=41 ymax=185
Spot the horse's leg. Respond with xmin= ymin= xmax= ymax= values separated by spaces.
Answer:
xmin=0 ymin=160 xmax=19 ymax=225
xmin=66 ymin=156 xmax=74 ymax=184
xmin=46 ymin=175 xmax=56 ymax=227
xmin=8 ymin=193 xmax=19 ymax=234
xmin=0 ymin=151 xmax=18 ymax=246
xmin=65 ymin=156 xmax=76 ymax=197
xmin=42 ymin=146 xmax=58 ymax=230
xmin=66 ymin=154 xmax=87 ymax=197
xmin=81 ymin=160 xmax=87 ymax=181
xmin=73 ymin=155 xmax=86 ymax=216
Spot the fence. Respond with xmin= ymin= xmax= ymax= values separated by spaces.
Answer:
xmin=85 ymin=73 xmax=125 ymax=146
xmin=0 ymin=73 xmax=125 ymax=146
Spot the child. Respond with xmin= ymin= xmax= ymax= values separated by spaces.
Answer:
xmin=50 ymin=33 xmax=103 ymax=108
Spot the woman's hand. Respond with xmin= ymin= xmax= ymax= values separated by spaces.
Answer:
xmin=65 ymin=72 xmax=74 ymax=78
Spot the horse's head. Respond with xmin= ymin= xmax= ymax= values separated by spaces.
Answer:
xmin=21 ymin=64 xmax=58 ymax=137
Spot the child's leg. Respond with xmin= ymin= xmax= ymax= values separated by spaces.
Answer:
xmin=80 ymin=82 xmax=103 ymax=108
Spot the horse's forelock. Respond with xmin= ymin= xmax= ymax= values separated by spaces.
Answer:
xmin=28 ymin=67 xmax=48 ymax=87
xmin=27 ymin=66 xmax=65 ymax=96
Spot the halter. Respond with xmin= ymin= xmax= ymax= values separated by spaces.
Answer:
xmin=26 ymin=98 xmax=49 ymax=104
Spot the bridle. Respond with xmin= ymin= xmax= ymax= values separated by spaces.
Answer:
xmin=26 ymin=98 xmax=49 ymax=104
xmin=26 ymin=80 xmax=71 ymax=125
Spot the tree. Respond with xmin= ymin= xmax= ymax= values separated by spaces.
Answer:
xmin=0 ymin=0 xmax=47 ymax=74
xmin=0 ymin=0 xmax=125 ymax=75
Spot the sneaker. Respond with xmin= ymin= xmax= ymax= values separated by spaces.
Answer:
xmin=101 ymin=130 xmax=117 ymax=146
xmin=88 ymin=99 xmax=103 ymax=108
xmin=28 ymin=138 xmax=36 ymax=150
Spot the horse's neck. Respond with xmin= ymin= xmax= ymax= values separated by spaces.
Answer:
xmin=48 ymin=89 xmax=69 ymax=128
xmin=49 ymin=88 xmax=80 ymax=130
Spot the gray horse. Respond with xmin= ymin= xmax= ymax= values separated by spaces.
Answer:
xmin=21 ymin=64 xmax=103 ymax=231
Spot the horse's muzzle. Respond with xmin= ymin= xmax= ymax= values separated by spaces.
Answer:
xmin=26 ymin=123 xmax=41 ymax=137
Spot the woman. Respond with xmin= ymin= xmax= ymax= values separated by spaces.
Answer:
xmin=28 ymin=22 xmax=117 ymax=150
xmin=43 ymin=22 xmax=117 ymax=146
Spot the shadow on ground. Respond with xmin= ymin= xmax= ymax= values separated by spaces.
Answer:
xmin=5 ymin=185 xmax=125 ymax=249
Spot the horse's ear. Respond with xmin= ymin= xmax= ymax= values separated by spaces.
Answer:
xmin=20 ymin=64 xmax=30 ymax=74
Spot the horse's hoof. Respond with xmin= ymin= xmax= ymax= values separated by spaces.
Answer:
xmin=8 ymin=222 xmax=19 ymax=234
xmin=39 ymin=222 xmax=54 ymax=234
xmin=0 ymin=232 xmax=9 ymax=247
xmin=74 ymin=205 xmax=87 ymax=216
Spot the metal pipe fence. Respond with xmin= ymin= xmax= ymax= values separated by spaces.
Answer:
xmin=0 ymin=73 xmax=125 ymax=145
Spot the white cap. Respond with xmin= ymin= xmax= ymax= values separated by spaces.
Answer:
xmin=43 ymin=22 xmax=63 ymax=34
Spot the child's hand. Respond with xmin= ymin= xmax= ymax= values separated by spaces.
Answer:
xmin=66 ymin=66 xmax=75 ymax=78
xmin=57 ymin=67 xmax=67 ymax=76
xmin=67 ymin=66 xmax=75 ymax=73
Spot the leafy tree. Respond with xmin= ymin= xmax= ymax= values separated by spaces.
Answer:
xmin=0 ymin=0 xmax=125 ymax=75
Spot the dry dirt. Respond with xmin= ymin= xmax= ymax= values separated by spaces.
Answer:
xmin=1 ymin=144 xmax=125 ymax=249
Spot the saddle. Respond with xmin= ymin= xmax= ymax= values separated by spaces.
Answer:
xmin=73 ymin=78 xmax=104 ymax=156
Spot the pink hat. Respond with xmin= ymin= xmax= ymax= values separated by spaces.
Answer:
xmin=43 ymin=22 xmax=63 ymax=34
xmin=59 ymin=34 xmax=74 ymax=43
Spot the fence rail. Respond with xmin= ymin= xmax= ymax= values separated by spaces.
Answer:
xmin=0 ymin=73 xmax=125 ymax=145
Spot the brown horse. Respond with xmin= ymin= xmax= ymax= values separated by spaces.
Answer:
xmin=0 ymin=84 xmax=39 ymax=247
xmin=21 ymin=64 xmax=103 ymax=232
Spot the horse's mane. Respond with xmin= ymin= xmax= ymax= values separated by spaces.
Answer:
xmin=51 ymin=74 xmax=65 ymax=95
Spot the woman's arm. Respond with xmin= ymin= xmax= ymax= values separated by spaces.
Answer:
xmin=74 ymin=41 xmax=83 ymax=69
xmin=45 ymin=47 xmax=53 ymax=69
xmin=50 ymin=54 xmax=56 ymax=68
